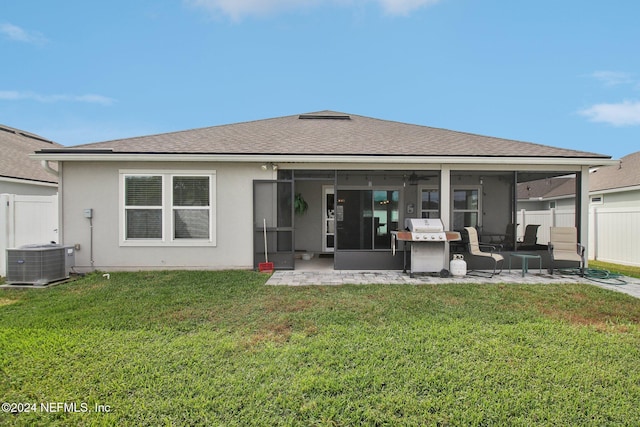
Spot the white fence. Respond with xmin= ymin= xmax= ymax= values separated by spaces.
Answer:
xmin=517 ymin=207 xmax=640 ymax=267
xmin=0 ymin=194 xmax=59 ymax=276
xmin=589 ymin=206 xmax=640 ymax=267
xmin=515 ymin=208 xmax=575 ymax=247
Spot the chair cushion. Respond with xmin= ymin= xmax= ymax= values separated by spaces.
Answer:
xmin=553 ymin=250 xmax=582 ymax=262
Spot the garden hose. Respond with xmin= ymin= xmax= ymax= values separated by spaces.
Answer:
xmin=584 ymin=268 xmax=627 ymax=285
xmin=557 ymin=267 xmax=627 ymax=285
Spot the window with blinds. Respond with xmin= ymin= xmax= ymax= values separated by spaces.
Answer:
xmin=125 ymin=175 xmax=163 ymax=239
xmin=172 ymin=176 xmax=210 ymax=239
xmin=121 ymin=171 xmax=215 ymax=244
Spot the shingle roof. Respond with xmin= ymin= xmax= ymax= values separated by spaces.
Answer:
xmin=590 ymin=151 xmax=640 ymax=191
xmin=0 ymin=125 xmax=60 ymax=184
xmin=517 ymin=177 xmax=576 ymax=200
xmin=516 ymin=151 xmax=640 ymax=198
xmin=58 ymin=111 xmax=609 ymax=159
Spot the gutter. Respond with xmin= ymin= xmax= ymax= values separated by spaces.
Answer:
xmin=30 ymin=152 xmax=619 ymax=168
xmin=590 ymin=184 xmax=640 ymax=195
xmin=0 ymin=175 xmax=57 ymax=187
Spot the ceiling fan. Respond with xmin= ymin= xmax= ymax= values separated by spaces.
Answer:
xmin=405 ymin=172 xmax=438 ymax=184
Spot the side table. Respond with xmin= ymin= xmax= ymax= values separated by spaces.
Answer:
xmin=508 ymin=253 xmax=542 ymax=277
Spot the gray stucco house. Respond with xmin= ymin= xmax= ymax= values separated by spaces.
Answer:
xmin=589 ymin=151 xmax=640 ymax=208
xmin=33 ymin=111 xmax=615 ymax=272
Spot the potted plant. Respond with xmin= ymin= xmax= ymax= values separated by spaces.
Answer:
xmin=294 ymin=193 xmax=308 ymax=215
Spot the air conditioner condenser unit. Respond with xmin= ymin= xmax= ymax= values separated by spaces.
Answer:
xmin=6 ymin=244 xmax=75 ymax=286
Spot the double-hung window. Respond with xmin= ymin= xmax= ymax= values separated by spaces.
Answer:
xmin=121 ymin=171 xmax=216 ymax=246
xmin=452 ymin=187 xmax=481 ymax=230
xmin=125 ymin=175 xmax=163 ymax=239
xmin=172 ymin=176 xmax=210 ymax=239
xmin=419 ymin=186 xmax=440 ymax=218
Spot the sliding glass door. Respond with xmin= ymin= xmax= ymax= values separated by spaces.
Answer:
xmin=336 ymin=189 xmax=399 ymax=250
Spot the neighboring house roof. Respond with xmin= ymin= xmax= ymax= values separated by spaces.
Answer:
xmin=517 ymin=150 xmax=640 ymax=200
xmin=590 ymin=151 xmax=640 ymax=192
xmin=517 ymin=177 xmax=576 ymax=200
xmin=0 ymin=125 xmax=60 ymax=184
xmin=39 ymin=111 xmax=610 ymax=159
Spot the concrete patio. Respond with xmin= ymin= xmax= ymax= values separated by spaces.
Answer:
xmin=265 ymin=269 xmax=640 ymax=299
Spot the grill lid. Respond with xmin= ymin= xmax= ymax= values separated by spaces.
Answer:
xmin=405 ymin=218 xmax=444 ymax=233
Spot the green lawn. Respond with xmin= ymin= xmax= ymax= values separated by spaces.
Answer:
xmin=1 ymin=270 xmax=640 ymax=426
xmin=589 ymin=260 xmax=640 ymax=279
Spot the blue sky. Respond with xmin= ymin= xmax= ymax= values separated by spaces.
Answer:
xmin=2 ymin=0 xmax=639 ymax=159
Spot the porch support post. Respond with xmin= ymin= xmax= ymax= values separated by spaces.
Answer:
xmin=577 ymin=165 xmax=590 ymax=266
xmin=512 ymin=172 xmax=518 ymax=250
xmin=441 ymin=166 xmax=452 ymax=263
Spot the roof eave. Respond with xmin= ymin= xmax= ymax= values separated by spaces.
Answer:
xmin=0 ymin=175 xmax=58 ymax=187
xmin=30 ymin=152 xmax=616 ymax=167
xmin=590 ymin=184 xmax=640 ymax=195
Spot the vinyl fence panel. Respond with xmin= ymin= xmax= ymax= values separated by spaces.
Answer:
xmin=516 ymin=208 xmax=575 ymax=245
xmin=518 ymin=207 xmax=639 ymax=267
xmin=589 ymin=207 xmax=640 ymax=267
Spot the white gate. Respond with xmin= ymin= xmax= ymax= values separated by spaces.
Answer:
xmin=1 ymin=193 xmax=59 ymax=276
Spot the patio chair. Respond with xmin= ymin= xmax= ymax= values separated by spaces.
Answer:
xmin=501 ymin=223 xmax=516 ymax=250
xmin=548 ymin=227 xmax=585 ymax=275
xmin=464 ymin=227 xmax=504 ymax=277
xmin=518 ymin=224 xmax=546 ymax=250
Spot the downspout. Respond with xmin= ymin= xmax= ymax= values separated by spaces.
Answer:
xmin=40 ymin=160 xmax=63 ymax=250
xmin=40 ymin=160 xmax=59 ymax=177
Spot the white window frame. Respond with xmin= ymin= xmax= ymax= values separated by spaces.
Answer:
xmin=417 ymin=185 xmax=440 ymax=218
xmin=123 ymin=173 xmax=164 ymax=241
xmin=119 ymin=170 xmax=216 ymax=247
xmin=451 ymin=185 xmax=482 ymax=229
